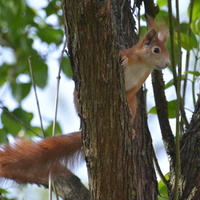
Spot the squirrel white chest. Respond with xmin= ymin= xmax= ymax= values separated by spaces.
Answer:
xmin=124 ymin=64 xmax=152 ymax=91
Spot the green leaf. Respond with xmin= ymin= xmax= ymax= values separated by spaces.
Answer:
xmin=26 ymin=126 xmax=43 ymax=138
xmin=44 ymin=0 xmax=61 ymax=17
xmin=157 ymin=0 xmax=167 ymax=8
xmin=139 ymin=26 xmax=148 ymax=38
xmin=0 ymin=188 xmax=9 ymax=194
xmin=148 ymin=106 xmax=157 ymax=115
xmin=165 ymin=79 xmax=174 ymax=89
xmin=190 ymin=18 xmax=200 ymax=36
xmin=61 ymin=57 xmax=73 ymax=78
xmin=180 ymin=23 xmax=198 ymax=43
xmin=158 ymin=174 xmax=169 ymax=200
xmin=156 ymin=10 xmax=170 ymax=24
xmin=37 ymin=25 xmax=63 ymax=45
xmin=11 ymin=82 xmax=31 ymax=102
xmin=45 ymin=121 xmax=62 ymax=137
xmin=0 ymin=64 xmax=9 ymax=86
xmin=148 ymin=100 xmax=178 ymax=118
xmin=165 ymin=75 xmax=186 ymax=89
xmin=1 ymin=108 xmax=22 ymax=136
xmin=174 ymin=32 xmax=198 ymax=51
xmin=167 ymin=100 xmax=178 ymax=118
xmin=185 ymin=71 xmax=200 ymax=76
xmin=13 ymin=107 xmax=33 ymax=126
xmin=1 ymin=107 xmax=33 ymax=136
xmin=30 ymin=57 xmax=48 ymax=88
xmin=0 ymin=129 xmax=9 ymax=143
xmin=189 ymin=0 xmax=200 ymax=22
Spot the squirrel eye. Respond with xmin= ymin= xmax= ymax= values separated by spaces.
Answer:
xmin=153 ymin=47 xmax=160 ymax=53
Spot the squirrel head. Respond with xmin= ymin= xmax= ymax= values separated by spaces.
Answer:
xmin=120 ymin=14 xmax=171 ymax=70
xmin=137 ymin=28 xmax=171 ymax=70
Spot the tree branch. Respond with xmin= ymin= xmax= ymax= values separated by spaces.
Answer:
xmin=151 ymin=70 xmax=176 ymax=171
xmin=177 ymin=95 xmax=200 ymax=199
xmin=54 ymin=172 xmax=90 ymax=200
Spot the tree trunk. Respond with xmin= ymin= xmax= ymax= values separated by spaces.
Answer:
xmin=62 ymin=1 xmax=200 ymax=199
xmin=178 ymin=95 xmax=200 ymax=200
xmin=63 ymin=0 xmax=157 ymax=199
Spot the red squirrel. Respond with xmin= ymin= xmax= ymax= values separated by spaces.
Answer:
xmin=0 ymin=15 xmax=170 ymax=184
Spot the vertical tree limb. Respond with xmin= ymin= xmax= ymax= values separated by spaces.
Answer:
xmin=178 ymin=96 xmax=200 ymax=199
xmin=63 ymin=0 xmax=157 ymax=199
xmin=151 ymin=70 xmax=176 ymax=172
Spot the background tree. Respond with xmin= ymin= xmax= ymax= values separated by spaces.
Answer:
xmin=0 ymin=0 xmax=200 ymax=200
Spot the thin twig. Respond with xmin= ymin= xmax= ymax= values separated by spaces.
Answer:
xmin=28 ymin=56 xmax=45 ymax=138
xmin=49 ymin=174 xmax=53 ymax=200
xmin=174 ymin=0 xmax=182 ymax=199
xmin=168 ymin=0 xmax=188 ymax=128
xmin=167 ymin=1 xmax=176 ymax=82
xmin=49 ymin=38 xmax=67 ymax=199
xmin=152 ymin=147 xmax=170 ymax=189
xmin=182 ymin=0 xmax=194 ymax=103
xmin=0 ymin=105 xmax=41 ymax=137
xmin=192 ymin=46 xmax=200 ymax=106
xmin=52 ymin=38 xmax=67 ymax=136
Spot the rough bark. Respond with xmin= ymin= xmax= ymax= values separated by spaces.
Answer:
xmin=62 ymin=1 xmax=200 ymax=199
xmin=54 ymin=173 xmax=90 ymax=200
xmin=178 ymin=95 xmax=200 ymax=200
xmin=64 ymin=1 xmax=133 ymax=199
xmin=62 ymin=0 xmax=157 ymax=199
xmin=152 ymin=68 xmax=200 ymax=199
xmin=152 ymin=70 xmax=176 ymax=172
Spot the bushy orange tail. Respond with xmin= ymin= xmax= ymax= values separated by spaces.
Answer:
xmin=0 ymin=132 xmax=82 ymax=184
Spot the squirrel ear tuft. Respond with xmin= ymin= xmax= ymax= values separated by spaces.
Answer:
xmin=158 ymin=27 xmax=168 ymax=43
xmin=143 ymin=29 xmax=157 ymax=45
xmin=146 ymin=14 xmax=157 ymax=30
xmin=146 ymin=13 xmax=169 ymax=44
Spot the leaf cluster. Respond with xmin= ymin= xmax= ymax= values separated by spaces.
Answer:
xmin=0 ymin=0 xmax=71 ymax=147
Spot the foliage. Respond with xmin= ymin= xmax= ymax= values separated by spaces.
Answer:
xmin=0 ymin=0 xmax=199 ymax=199
xmin=158 ymin=174 xmax=169 ymax=200
xmin=0 ymin=0 xmax=73 ymax=140
xmin=0 ymin=1 xmax=71 ymax=198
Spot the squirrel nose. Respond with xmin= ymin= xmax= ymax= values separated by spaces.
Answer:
xmin=165 ymin=60 xmax=171 ymax=67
